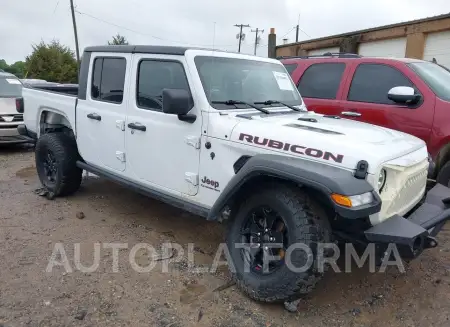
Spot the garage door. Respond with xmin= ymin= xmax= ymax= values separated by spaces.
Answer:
xmin=423 ymin=31 xmax=450 ymax=69
xmin=308 ymin=47 xmax=340 ymax=56
xmin=358 ymin=38 xmax=407 ymax=58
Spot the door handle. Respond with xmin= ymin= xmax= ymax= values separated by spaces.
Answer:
xmin=87 ymin=113 xmax=101 ymax=121
xmin=128 ymin=122 xmax=146 ymax=132
xmin=341 ymin=111 xmax=362 ymax=117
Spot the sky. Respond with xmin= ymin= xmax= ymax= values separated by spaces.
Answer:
xmin=1 ymin=0 xmax=450 ymax=64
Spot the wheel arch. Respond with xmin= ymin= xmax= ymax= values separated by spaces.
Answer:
xmin=435 ymin=142 xmax=450 ymax=177
xmin=38 ymin=108 xmax=73 ymax=137
xmin=207 ymin=154 xmax=381 ymax=221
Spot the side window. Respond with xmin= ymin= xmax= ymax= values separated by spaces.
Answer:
xmin=297 ymin=63 xmax=345 ymax=99
xmin=348 ymin=64 xmax=414 ymax=104
xmin=90 ymin=57 xmax=126 ymax=104
xmin=283 ymin=63 xmax=297 ymax=75
xmin=137 ymin=60 xmax=190 ymax=111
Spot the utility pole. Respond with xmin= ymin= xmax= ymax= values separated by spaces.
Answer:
xmin=251 ymin=28 xmax=264 ymax=55
xmin=234 ymin=24 xmax=250 ymax=53
xmin=296 ymin=13 xmax=300 ymax=42
xmin=69 ymin=0 xmax=81 ymax=74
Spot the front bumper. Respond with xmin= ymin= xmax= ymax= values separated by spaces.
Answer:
xmin=364 ymin=183 xmax=450 ymax=259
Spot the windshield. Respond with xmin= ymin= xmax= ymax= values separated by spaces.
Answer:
xmin=0 ymin=76 xmax=22 ymax=97
xmin=194 ymin=56 xmax=303 ymax=109
xmin=408 ymin=62 xmax=450 ymax=101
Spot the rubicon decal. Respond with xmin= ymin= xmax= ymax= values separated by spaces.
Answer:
xmin=238 ymin=133 xmax=344 ymax=163
xmin=201 ymin=176 xmax=220 ymax=192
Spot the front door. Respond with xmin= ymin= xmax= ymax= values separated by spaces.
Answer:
xmin=76 ymin=53 xmax=131 ymax=172
xmin=125 ymin=54 xmax=202 ymax=195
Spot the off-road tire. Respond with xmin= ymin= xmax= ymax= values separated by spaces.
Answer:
xmin=437 ymin=161 xmax=450 ymax=187
xmin=226 ymin=183 xmax=332 ymax=303
xmin=35 ymin=132 xmax=82 ymax=196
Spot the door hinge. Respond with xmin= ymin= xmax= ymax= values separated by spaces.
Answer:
xmin=116 ymin=151 xmax=126 ymax=162
xmin=184 ymin=172 xmax=199 ymax=186
xmin=116 ymin=120 xmax=125 ymax=131
xmin=185 ymin=136 xmax=200 ymax=149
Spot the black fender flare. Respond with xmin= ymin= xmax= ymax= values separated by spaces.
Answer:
xmin=207 ymin=154 xmax=381 ymax=220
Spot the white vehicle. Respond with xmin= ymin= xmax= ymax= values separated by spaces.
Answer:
xmin=0 ymin=72 xmax=29 ymax=144
xmin=19 ymin=45 xmax=450 ymax=302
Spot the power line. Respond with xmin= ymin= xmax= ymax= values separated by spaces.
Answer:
xmin=75 ymin=9 xmax=235 ymax=47
xmin=298 ymin=26 xmax=311 ymax=38
xmin=234 ymin=24 xmax=250 ymax=53
xmin=280 ymin=27 xmax=296 ymax=40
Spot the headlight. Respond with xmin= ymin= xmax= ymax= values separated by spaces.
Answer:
xmin=378 ymin=169 xmax=387 ymax=192
xmin=331 ymin=192 xmax=374 ymax=207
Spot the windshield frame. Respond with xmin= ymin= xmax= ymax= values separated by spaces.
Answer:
xmin=407 ymin=62 xmax=450 ymax=102
xmin=193 ymin=55 xmax=303 ymax=110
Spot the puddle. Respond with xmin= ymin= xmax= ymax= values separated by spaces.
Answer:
xmin=16 ymin=166 xmax=36 ymax=178
xmin=180 ymin=282 xmax=207 ymax=304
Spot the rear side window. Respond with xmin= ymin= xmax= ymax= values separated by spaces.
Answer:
xmin=137 ymin=60 xmax=191 ymax=111
xmin=348 ymin=64 xmax=413 ymax=104
xmin=283 ymin=63 xmax=298 ymax=75
xmin=91 ymin=57 xmax=126 ymax=104
xmin=297 ymin=63 xmax=345 ymax=99
xmin=0 ymin=77 xmax=22 ymax=97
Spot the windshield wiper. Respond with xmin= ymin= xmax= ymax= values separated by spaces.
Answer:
xmin=212 ymin=100 xmax=270 ymax=114
xmin=254 ymin=100 xmax=303 ymax=112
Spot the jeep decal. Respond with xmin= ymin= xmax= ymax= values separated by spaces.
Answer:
xmin=201 ymin=176 xmax=220 ymax=192
xmin=238 ymin=133 xmax=344 ymax=163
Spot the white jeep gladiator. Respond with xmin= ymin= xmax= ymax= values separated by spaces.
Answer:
xmin=19 ymin=45 xmax=450 ymax=302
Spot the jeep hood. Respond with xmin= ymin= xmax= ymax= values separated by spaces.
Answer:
xmin=229 ymin=110 xmax=427 ymax=174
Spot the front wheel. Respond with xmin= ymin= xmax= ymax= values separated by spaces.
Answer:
xmin=226 ymin=183 xmax=332 ymax=303
xmin=437 ymin=161 xmax=450 ymax=187
xmin=35 ymin=132 xmax=82 ymax=196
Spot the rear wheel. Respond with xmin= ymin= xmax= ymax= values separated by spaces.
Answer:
xmin=35 ymin=132 xmax=82 ymax=196
xmin=226 ymin=183 xmax=332 ymax=303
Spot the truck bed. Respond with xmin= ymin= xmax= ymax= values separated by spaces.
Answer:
xmin=22 ymin=85 xmax=77 ymax=136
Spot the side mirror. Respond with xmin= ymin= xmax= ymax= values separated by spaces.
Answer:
xmin=162 ymin=89 xmax=196 ymax=123
xmin=387 ymin=86 xmax=421 ymax=105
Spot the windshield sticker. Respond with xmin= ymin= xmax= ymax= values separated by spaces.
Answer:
xmin=6 ymin=79 xmax=21 ymax=85
xmin=273 ymin=72 xmax=293 ymax=91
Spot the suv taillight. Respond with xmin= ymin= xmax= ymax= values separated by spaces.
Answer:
xmin=16 ymin=97 xmax=24 ymax=113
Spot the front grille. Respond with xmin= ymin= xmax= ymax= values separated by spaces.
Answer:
xmin=385 ymin=169 xmax=427 ymax=217
xmin=0 ymin=114 xmax=23 ymax=122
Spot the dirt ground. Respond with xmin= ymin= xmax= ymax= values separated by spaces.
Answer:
xmin=2 ymin=145 xmax=450 ymax=327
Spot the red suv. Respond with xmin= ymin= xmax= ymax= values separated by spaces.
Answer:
xmin=281 ymin=53 xmax=450 ymax=185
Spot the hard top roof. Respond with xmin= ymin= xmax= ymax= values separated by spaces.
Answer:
xmin=84 ymin=45 xmax=218 ymax=55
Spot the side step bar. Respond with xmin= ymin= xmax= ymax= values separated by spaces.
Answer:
xmin=76 ymin=161 xmax=210 ymax=218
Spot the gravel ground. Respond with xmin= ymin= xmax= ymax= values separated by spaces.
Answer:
xmin=2 ymin=145 xmax=450 ymax=327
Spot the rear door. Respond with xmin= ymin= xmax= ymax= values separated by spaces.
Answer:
xmin=340 ymin=62 xmax=433 ymax=142
xmin=295 ymin=62 xmax=347 ymax=116
xmin=76 ymin=53 xmax=131 ymax=172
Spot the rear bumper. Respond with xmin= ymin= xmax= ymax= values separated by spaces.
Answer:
xmin=364 ymin=183 xmax=450 ymax=259
xmin=0 ymin=125 xmax=31 ymax=144
xmin=16 ymin=124 xmax=37 ymax=141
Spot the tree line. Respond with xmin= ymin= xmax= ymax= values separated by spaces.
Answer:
xmin=1 ymin=34 xmax=129 ymax=83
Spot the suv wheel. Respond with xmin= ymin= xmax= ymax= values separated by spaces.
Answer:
xmin=437 ymin=161 xmax=450 ymax=187
xmin=35 ymin=132 xmax=82 ymax=196
xmin=226 ymin=183 xmax=332 ymax=303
